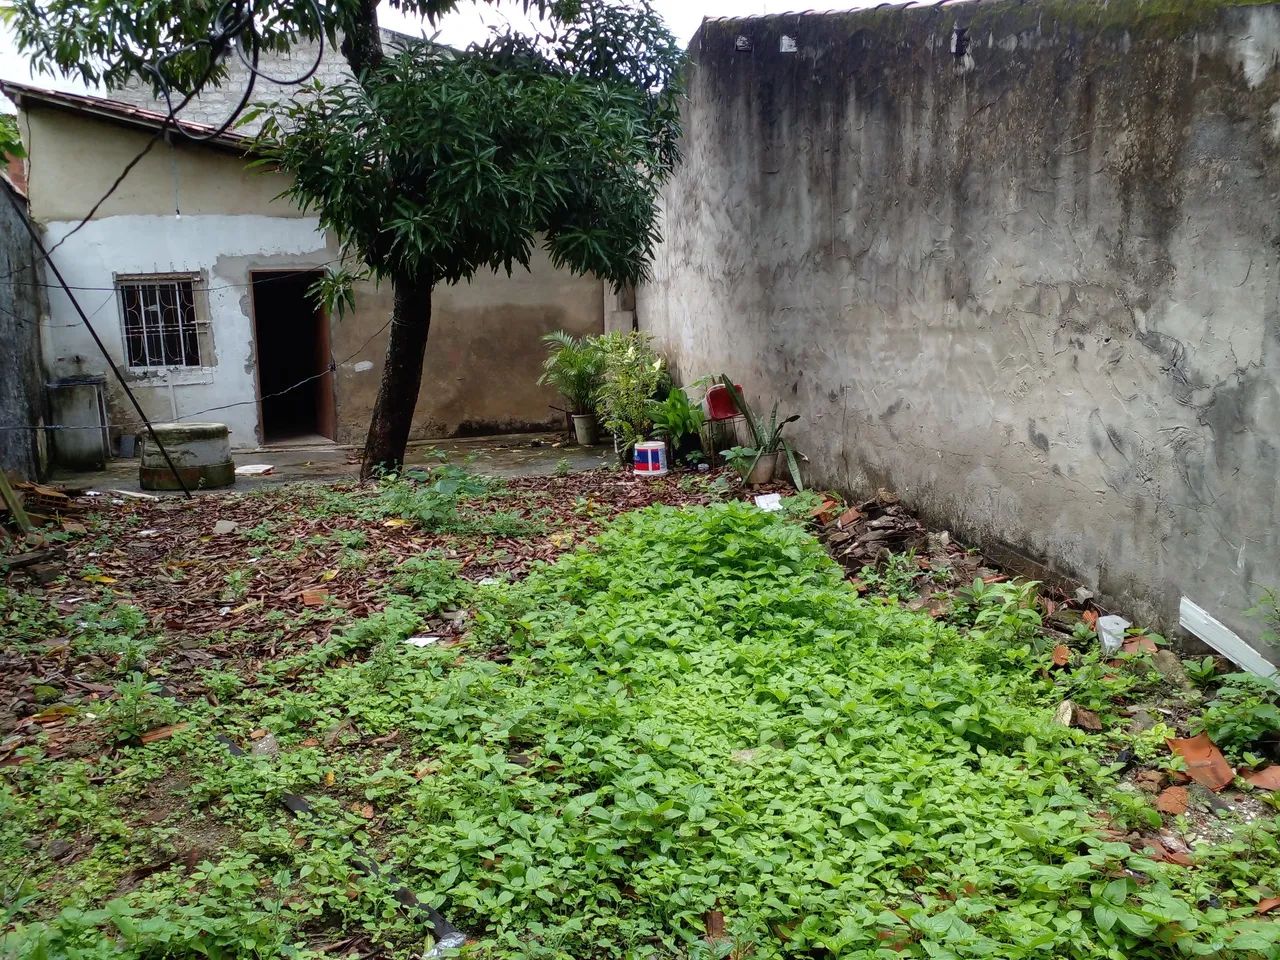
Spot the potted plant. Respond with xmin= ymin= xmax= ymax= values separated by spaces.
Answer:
xmin=537 ymin=331 xmax=603 ymax=446
xmin=595 ymin=331 xmax=668 ymax=462
xmin=649 ymin=387 xmax=706 ymax=465
xmin=717 ymin=375 xmax=804 ymax=488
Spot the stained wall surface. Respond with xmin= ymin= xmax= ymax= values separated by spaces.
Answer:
xmin=638 ymin=1 xmax=1280 ymax=656
xmin=0 ymin=177 xmax=47 ymax=478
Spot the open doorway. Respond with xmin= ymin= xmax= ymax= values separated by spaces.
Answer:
xmin=251 ymin=270 xmax=336 ymax=444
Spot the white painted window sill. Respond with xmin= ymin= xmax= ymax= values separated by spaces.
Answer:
xmin=125 ymin=367 xmax=216 ymax=386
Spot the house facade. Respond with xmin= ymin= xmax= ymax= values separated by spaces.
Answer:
xmin=3 ymin=44 xmax=618 ymax=456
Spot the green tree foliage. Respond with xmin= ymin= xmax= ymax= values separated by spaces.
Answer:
xmin=0 ymin=114 xmax=24 ymax=159
xmin=255 ymin=8 xmax=681 ymax=293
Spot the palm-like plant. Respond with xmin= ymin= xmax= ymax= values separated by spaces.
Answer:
xmin=537 ymin=331 xmax=604 ymax=414
xmin=719 ymin=375 xmax=804 ymax=489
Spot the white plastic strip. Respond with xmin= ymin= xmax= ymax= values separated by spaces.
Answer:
xmin=1179 ymin=597 xmax=1277 ymax=678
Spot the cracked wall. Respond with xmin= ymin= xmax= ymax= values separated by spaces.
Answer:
xmin=638 ymin=0 xmax=1280 ymax=658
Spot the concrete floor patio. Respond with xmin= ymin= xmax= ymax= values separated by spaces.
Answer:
xmin=51 ymin=432 xmax=614 ymax=495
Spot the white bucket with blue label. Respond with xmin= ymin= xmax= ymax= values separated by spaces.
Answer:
xmin=633 ymin=440 xmax=668 ymax=477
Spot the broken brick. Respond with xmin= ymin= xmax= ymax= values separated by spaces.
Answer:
xmin=1166 ymin=734 xmax=1234 ymax=792
xmin=1241 ymin=766 xmax=1280 ymax=791
xmin=1156 ymin=786 xmax=1188 ymax=815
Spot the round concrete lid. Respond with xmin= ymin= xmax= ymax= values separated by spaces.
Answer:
xmin=148 ymin=422 xmax=230 ymax=441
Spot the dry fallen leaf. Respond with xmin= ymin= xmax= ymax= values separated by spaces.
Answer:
xmin=704 ymin=910 xmax=726 ymax=943
xmin=1051 ymin=645 xmax=1072 ymax=667
xmin=140 ymin=723 xmax=189 ymax=744
xmin=1072 ymin=707 xmax=1103 ymax=732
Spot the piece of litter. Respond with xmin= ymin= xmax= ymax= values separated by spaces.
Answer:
xmin=235 ymin=464 xmax=275 ymax=477
xmin=109 ymin=488 xmax=159 ymax=501
xmin=138 ymin=529 xmax=159 ymax=538
xmin=212 ymin=520 xmax=239 ymax=535
xmin=405 ymin=636 xmax=440 ymax=647
xmin=477 ymin=577 xmax=499 ymax=586
xmin=754 ymin=493 xmax=783 ymax=512
xmin=251 ymin=732 xmax=280 ymax=758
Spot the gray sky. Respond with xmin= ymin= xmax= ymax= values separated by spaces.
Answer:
xmin=0 ymin=1 xmax=875 ymax=105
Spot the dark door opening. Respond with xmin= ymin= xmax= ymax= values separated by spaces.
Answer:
xmin=251 ymin=270 xmax=336 ymax=444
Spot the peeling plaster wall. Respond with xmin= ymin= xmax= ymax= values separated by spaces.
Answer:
xmin=638 ymin=1 xmax=1280 ymax=657
xmin=25 ymin=106 xmax=604 ymax=451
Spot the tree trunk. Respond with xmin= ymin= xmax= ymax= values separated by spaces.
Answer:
xmin=361 ymin=276 xmax=433 ymax=479
xmin=339 ymin=0 xmax=384 ymax=78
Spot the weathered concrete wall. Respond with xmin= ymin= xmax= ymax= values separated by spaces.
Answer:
xmin=638 ymin=1 xmax=1280 ymax=656
xmin=0 ymin=176 xmax=48 ymax=479
xmin=22 ymin=104 xmax=603 ymax=450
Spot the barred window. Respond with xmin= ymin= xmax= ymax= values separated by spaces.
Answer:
xmin=117 ymin=275 xmax=206 ymax=368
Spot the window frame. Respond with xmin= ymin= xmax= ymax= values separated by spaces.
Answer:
xmin=114 ymin=271 xmax=212 ymax=374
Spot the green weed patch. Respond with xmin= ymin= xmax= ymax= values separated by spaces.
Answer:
xmin=3 ymin=503 xmax=1278 ymax=959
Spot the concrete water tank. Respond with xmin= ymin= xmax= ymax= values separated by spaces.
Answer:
xmin=139 ymin=422 xmax=235 ymax=490
xmin=47 ymin=375 xmax=110 ymax=470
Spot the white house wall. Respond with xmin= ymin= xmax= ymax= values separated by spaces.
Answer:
xmin=41 ymin=213 xmax=331 ymax=448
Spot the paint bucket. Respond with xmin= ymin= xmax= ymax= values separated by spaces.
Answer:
xmin=633 ymin=440 xmax=668 ymax=477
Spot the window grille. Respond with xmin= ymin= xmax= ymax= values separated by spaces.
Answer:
xmin=117 ymin=275 xmax=205 ymax=368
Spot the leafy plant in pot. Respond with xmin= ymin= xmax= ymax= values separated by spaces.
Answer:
xmin=537 ymin=331 xmax=603 ymax=446
xmin=717 ymin=376 xmax=803 ymax=488
xmin=595 ymin=331 xmax=668 ymax=462
xmin=649 ymin=387 xmax=706 ymax=465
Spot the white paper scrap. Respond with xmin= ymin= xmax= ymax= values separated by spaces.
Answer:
xmin=754 ymin=493 xmax=783 ymax=512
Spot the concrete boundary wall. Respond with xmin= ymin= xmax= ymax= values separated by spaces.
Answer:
xmin=638 ymin=0 xmax=1280 ymax=660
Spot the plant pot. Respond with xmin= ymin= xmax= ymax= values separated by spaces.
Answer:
xmin=572 ymin=413 xmax=598 ymax=446
xmin=746 ymin=451 xmax=779 ymax=486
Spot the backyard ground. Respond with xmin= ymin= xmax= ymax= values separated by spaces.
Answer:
xmin=1 ymin=462 xmax=1279 ymax=959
